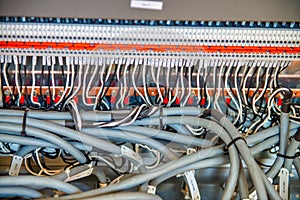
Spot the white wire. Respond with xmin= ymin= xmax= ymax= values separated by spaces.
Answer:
xmin=94 ymin=59 xmax=107 ymax=109
xmin=82 ymin=64 xmax=93 ymax=106
xmin=252 ymin=62 xmax=271 ymax=115
xmin=234 ymin=61 xmax=244 ymax=123
xmin=121 ymin=104 xmax=147 ymax=126
xmin=182 ymin=64 xmax=192 ymax=106
xmin=213 ymin=60 xmax=225 ymax=113
xmin=118 ymin=63 xmax=129 ymax=108
xmin=143 ymin=62 xmax=152 ymax=106
xmin=86 ymin=63 xmax=99 ymax=99
xmin=132 ymin=63 xmax=147 ymax=104
xmin=64 ymin=63 xmax=75 ymax=103
xmin=242 ymin=61 xmax=256 ymax=106
xmin=196 ymin=59 xmax=203 ymax=105
xmin=63 ymin=63 xmax=83 ymax=109
xmin=135 ymin=144 xmax=161 ymax=169
xmin=203 ymin=60 xmax=210 ymax=109
xmin=224 ymin=60 xmax=239 ymax=124
xmin=179 ymin=62 xmax=186 ymax=107
xmin=185 ymin=124 xmax=205 ymax=136
xmin=35 ymin=148 xmax=62 ymax=176
xmin=31 ymin=60 xmax=41 ymax=107
xmin=3 ymin=63 xmax=14 ymax=101
xmin=14 ymin=62 xmax=21 ymax=106
xmin=116 ymin=61 xmax=124 ymax=109
xmin=51 ymin=63 xmax=56 ymax=101
xmin=69 ymin=99 xmax=82 ymax=130
xmin=54 ymin=62 xmax=70 ymax=106
xmin=156 ymin=65 xmax=164 ymax=104
xmin=168 ymin=65 xmax=179 ymax=106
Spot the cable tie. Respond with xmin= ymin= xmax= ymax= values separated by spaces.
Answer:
xmin=277 ymin=152 xmax=300 ymax=159
xmin=226 ymin=136 xmax=247 ymax=149
xmin=21 ymin=109 xmax=29 ymax=136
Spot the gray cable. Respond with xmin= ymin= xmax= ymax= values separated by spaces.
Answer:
xmin=0 ymin=175 xmax=81 ymax=194
xmin=82 ymin=192 xmax=162 ymax=200
xmin=0 ymin=133 xmax=58 ymax=149
xmin=57 ymin=116 xmax=240 ymax=200
xmin=267 ymin=112 xmax=290 ymax=178
xmin=0 ymin=123 xmax=87 ymax=164
xmin=0 ymin=116 xmax=121 ymax=155
xmin=208 ymin=109 xmax=269 ymax=200
xmin=83 ymin=128 xmax=178 ymax=161
xmin=0 ymin=186 xmax=43 ymax=198
xmin=293 ymin=158 xmax=300 ymax=181
xmin=283 ymin=138 xmax=300 ymax=172
xmin=246 ymin=123 xmax=299 ymax=145
xmin=117 ymin=126 xmax=212 ymax=148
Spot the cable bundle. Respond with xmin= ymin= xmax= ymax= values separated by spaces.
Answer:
xmin=0 ymin=107 xmax=299 ymax=199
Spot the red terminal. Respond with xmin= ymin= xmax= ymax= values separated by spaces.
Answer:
xmin=124 ymin=96 xmax=129 ymax=105
xmin=33 ymin=95 xmax=39 ymax=103
xmin=163 ymin=97 xmax=169 ymax=105
xmin=54 ymin=95 xmax=61 ymax=103
xmin=225 ymin=97 xmax=231 ymax=105
xmin=5 ymin=95 xmax=11 ymax=104
xmin=86 ymin=98 xmax=93 ymax=104
xmin=46 ymin=95 xmax=51 ymax=105
xmin=175 ymin=97 xmax=180 ymax=105
xmin=277 ymin=98 xmax=282 ymax=106
xmin=19 ymin=96 xmax=25 ymax=105
xmin=73 ymin=96 xmax=79 ymax=104
xmin=188 ymin=96 xmax=194 ymax=105
xmin=200 ymin=98 xmax=206 ymax=106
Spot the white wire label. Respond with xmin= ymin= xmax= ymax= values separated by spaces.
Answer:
xmin=184 ymin=171 xmax=201 ymax=200
xmin=9 ymin=156 xmax=23 ymax=176
xmin=279 ymin=168 xmax=289 ymax=200
xmin=147 ymin=185 xmax=157 ymax=194
xmin=121 ymin=145 xmax=143 ymax=165
xmin=130 ymin=0 xmax=163 ymax=10
xmin=64 ymin=167 xmax=94 ymax=183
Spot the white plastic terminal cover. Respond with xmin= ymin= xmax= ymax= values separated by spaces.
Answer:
xmin=130 ymin=0 xmax=163 ymax=11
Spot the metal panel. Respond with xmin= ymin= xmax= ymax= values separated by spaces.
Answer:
xmin=0 ymin=0 xmax=300 ymax=21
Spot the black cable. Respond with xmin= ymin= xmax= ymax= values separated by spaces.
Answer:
xmin=39 ymin=65 xmax=46 ymax=107
xmin=23 ymin=63 xmax=30 ymax=107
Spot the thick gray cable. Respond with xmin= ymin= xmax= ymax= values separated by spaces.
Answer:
xmin=149 ymin=156 xmax=229 ymax=187
xmin=117 ymin=126 xmax=212 ymax=148
xmin=267 ymin=112 xmax=290 ymax=178
xmin=83 ymin=192 xmax=162 ymax=200
xmin=0 ymin=133 xmax=58 ymax=149
xmin=151 ymin=107 xmax=203 ymax=117
xmin=55 ymin=147 xmax=219 ymax=200
xmin=82 ymin=127 xmax=178 ymax=161
xmin=0 ymin=116 xmax=121 ymax=156
xmin=0 ymin=123 xmax=87 ymax=163
xmin=55 ymin=132 xmax=282 ymax=200
xmin=209 ymin=109 xmax=269 ymax=200
xmin=150 ymin=135 xmax=285 ymax=193
xmin=283 ymin=138 xmax=300 ymax=171
xmin=293 ymin=158 xmax=300 ymax=181
xmin=238 ymin=161 xmax=249 ymax=199
xmin=0 ymin=186 xmax=43 ymax=198
xmin=57 ymin=117 xmax=240 ymax=200
xmin=168 ymin=124 xmax=192 ymax=135
xmin=0 ymin=175 xmax=81 ymax=194
xmin=246 ymin=123 xmax=299 ymax=145
xmin=0 ymin=132 xmax=92 ymax=153
xmin=16 ymin=145 xmax=37 ymax=157
xmin=0 ymin=109 xmax=111 ymax=121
